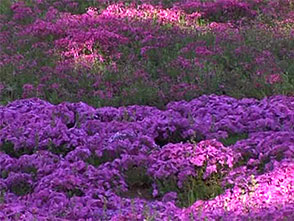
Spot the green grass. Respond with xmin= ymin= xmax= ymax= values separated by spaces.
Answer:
xmin=219 ymin=133 xmax=249 ymax=146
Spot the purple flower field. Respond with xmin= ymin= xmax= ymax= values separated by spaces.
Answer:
xmin=1 ymin=95 xmax=294 ymax=220
xmin=1 ymin=0 xmax=294 ymax=220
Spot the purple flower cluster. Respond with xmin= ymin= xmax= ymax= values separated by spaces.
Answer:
xmin=1 ymin=94 xmax=294 ymax=219
xmin=148 ymin=140 xmax=240 ymax=188
xmin=167 ymin=94 xmax=294 ymax=138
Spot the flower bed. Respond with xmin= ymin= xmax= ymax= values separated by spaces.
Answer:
xmin=1 ymin=95 xmax=294 ymax=219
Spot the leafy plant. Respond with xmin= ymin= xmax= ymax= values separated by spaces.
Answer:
xmin=155 ymin=165 xmax=226 ymax=208
xmin=47 ymin=141 xmax=75 ymax=157
xmin=219 ymin=133 xmax=249 ymax=146
xmin=120 ymin=165 xmax=153 ymax=200
xmin=0 ymin=141 xmax=35 ymax=158
xmin=10 ymin=181 xmax=33 ymax=196
xmin=85 ymin=150 xmax=120 ymax=167
xmin=54 ymin=185 xmax=84 ymax=198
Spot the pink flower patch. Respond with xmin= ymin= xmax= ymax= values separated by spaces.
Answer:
xmin=190 ymin=154 xmax=206 ymax=167
xmin=266 ymin=74 xmax=282 ymax=84
xmin=203 ymin=165 xmax=217 ymax=179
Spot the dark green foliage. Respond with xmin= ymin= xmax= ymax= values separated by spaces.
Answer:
xmin=155 ymin=166 xmax=226 ymax=208
xmin=219 ymin=133 xmax=249 ymax=146
xmin=22 ymin=166 xmax=38 ymax=180
xmin=10 ymin=181 xmax=33 ymax=196
xmin=233 ymin=152 xmax=251 ymax=169
xmin=1 ymin=170 xmax=9 ymax=179
xmin=0 ymin=189 xmax=5 ymax=203
xmin=0 ymin=141 xmax=35 ymax=158
xmin=47 ymin=142 xmax=75 ymax=157
xmin=154 ymin=129 xmax=191 ymax=147
xmin=85 ymin=150 xmax=119 ymax=167
xmin=257 ymin=155 xmax=270 ymax=174
xmin=54 ymin=185 xmax=84 ymax=198
xmin=119 ymin=165 xmax=154 ymax=200
xmin=124 ymin=165 xmax=153 ymax=188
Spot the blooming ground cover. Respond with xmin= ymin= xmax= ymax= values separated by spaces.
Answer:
xmin=1 ymin=0 xmax=294 ymax=220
